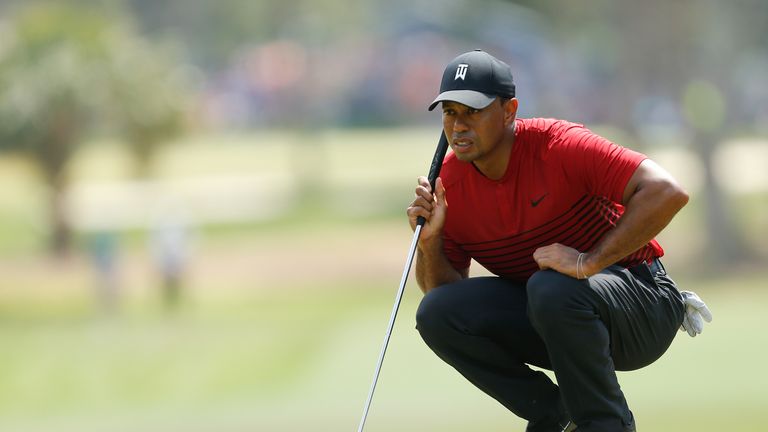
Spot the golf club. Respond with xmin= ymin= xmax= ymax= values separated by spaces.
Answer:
xmin=356 ymin=131 xmax=450 ymax=432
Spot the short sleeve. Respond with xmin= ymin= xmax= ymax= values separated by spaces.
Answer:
xmin=553 ymin=124 xmax=647 ymax=203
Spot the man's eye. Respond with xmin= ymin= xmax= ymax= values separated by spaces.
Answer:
xmin=468 ymin=108 xmax=480 ymax=114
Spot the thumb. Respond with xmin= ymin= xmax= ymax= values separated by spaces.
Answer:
xmin=435 ymin=177 xmax=447 ymax=208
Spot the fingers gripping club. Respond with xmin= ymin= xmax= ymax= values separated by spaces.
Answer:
xmin=417 ymin=132 xmax=450 ymax=227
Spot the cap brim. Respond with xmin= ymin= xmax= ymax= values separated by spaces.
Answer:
xmin=428 ymin=90 xmax=496 ymax=111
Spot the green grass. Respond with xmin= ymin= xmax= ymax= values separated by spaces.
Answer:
xmin=0 ymin=269 xmax=765 ymax=432
xmin=0 ymin=130 xmax=767 ymax=431
xmin=0 ymin=282 xmax=391 ymax=431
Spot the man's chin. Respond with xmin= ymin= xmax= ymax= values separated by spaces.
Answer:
xmin=452 ymin=152 xmax=476 ymax=163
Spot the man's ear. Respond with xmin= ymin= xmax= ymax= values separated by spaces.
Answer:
xmin=504 ymin=98 xmax=518 ymax=126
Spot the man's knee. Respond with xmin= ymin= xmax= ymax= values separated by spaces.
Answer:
xmin=415 ymin=285 xmax=454 ymax=342
xmin=526 ymin=270 xmax=582 ymax=328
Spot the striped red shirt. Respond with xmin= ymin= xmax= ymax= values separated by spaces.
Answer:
xmin=440 ymin=118 xmax=663 ymax=282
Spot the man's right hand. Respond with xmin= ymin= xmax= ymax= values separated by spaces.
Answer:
xmin=407 ymin=176 xmax=447 ymax=243
xmin=408 ymin=176 xmax=465 ymax=292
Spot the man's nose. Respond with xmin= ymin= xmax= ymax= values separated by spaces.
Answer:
xmin=452 ymin=115 xmax=469 ymax=133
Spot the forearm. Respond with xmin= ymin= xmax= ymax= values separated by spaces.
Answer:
xmin=415 ymin=237 xmax=464 ymax=294
xmin=584 ymin=179 xmax=689 ymax=274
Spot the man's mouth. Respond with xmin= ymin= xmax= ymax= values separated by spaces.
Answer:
xmin=452 ymin=137 xmax=473 ymax=152
xmin=453 ymin=138 xmax=472 ymax=147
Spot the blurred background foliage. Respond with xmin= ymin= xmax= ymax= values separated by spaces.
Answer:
xmin=0 ymin=2 xmax=189 ymax=255
xmin=0 ymin=1 xmax=766 ymax=431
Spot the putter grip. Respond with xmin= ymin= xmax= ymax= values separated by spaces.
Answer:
xmin=416 ymin=132 xmax=450 ymax=227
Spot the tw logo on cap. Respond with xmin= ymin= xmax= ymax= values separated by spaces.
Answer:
xmin=454 ymin=63 xmax=469 ymax=80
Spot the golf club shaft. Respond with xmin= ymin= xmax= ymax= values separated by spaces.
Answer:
xmin=357 ymin=132 xmax=449 ymax=432
xmin=356 ymin=223 xmax=423 ymax=432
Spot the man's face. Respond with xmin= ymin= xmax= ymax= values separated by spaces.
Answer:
xmin=441 ymin=98 xmax=515 ymax=166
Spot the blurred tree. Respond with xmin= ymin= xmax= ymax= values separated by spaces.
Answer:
xmin=104 ymin=23 xmax=189 ymax=177
xmin=122 ymin=0 xmax=368 ymax=70
xmin=0 ymin=3 xmax=189 ymax=255
xmin=0 ymin=4 xmax=111 ymax=256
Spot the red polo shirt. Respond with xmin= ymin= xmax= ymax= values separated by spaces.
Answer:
xmin=440 ymin=117 xmax=663 ymax=282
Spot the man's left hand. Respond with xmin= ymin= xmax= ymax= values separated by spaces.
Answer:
xmin=533 ymin=243 xmax=587 ymax=279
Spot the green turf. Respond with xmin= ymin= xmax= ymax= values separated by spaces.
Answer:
xmin=0 ymin=271 xmax=765 ymax=432
xmin=0 ymin=130 xmax=766 ymax=431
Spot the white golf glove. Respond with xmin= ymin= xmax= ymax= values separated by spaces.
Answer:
xmin=679 ymin=290 xmax=712 ymax=337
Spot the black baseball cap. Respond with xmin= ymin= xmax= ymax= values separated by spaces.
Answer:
xmin=428 ymin=49 xmax=516 ymax=111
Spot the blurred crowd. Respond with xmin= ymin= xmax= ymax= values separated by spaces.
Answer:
xmin=1 ymin=0 xmax=766 ymax=133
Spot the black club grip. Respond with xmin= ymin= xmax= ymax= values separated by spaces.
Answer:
xmin=416 ymin=131 xmax=450 ymax=227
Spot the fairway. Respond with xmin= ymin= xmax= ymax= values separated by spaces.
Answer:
xmin=0 ymin=220 xmax=765 ymax=431
xmin=0 ymin=131 xmax=766 ymax=431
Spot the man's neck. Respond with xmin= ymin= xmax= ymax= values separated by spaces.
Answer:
xmin=472 ymin=125 xmax=516 ymax=181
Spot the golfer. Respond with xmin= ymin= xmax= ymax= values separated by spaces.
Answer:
xmin=407 ymin=50 xmax=711 ymax=432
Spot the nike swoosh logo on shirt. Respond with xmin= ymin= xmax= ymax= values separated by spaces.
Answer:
xmin=531 ymin=193 xmax=548 ymax=207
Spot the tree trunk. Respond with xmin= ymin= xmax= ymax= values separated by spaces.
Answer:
xmin=696 ymin=131 xmax=750 ymax=267
xmin=48 ymin=175 xmax=72 ymax=257
xmin=40 ymin=109 xmax=77 ymax=257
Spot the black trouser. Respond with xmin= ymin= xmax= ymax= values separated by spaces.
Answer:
xmin=415 ymin=260 xmax=685 ymax=432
